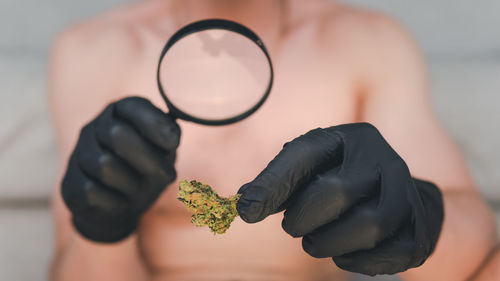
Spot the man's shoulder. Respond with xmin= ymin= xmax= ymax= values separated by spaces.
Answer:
xmin=314 ymin=3 xmax=421 ymax=78
xmin=48 ymin=1 xmax=173 ymax=104
xmin=316 ymin=3 xmax=414 ymax=53
xmin=51 ymin=1 xmax=170 ymax=63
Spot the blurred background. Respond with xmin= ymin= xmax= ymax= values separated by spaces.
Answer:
xmin=0 ymin=0 xmax=498 ymax=280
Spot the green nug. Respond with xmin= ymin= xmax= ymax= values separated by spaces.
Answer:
xmin=177 ymin=180 xmax=241 ymax=234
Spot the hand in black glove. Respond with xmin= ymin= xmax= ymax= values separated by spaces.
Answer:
xmin=61 ymin=97 xmax=180 ymax=243
xmin=237 ymin=123 xmax=444 ymax=276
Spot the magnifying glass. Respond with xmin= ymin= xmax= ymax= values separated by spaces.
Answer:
xmin=157 ymin=19 xmax=274 ymax=126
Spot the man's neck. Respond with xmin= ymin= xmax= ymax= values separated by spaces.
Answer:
xmin=172 ymin=0 xmax=287 ymax=51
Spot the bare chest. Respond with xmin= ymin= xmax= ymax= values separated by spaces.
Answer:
xmin=121 ymin=27 xmax=358 ymax=198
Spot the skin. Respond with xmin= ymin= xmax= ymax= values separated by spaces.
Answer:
xmin=48 ymin=0 xmax=499 ymax=280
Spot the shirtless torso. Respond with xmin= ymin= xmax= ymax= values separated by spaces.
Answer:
xmin=49 ymin=1 xmax=498 ymax=281
xmin=135 ymin=2 xmax=355 ymax=280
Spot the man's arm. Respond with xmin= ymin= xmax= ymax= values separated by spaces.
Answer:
xmin=357 ymin=15 xmax=498 ymax=281
xmin=470 ymin=245 xmax=500 ymax=280
xmin=48 ymin=23 xmax=152 ymax=281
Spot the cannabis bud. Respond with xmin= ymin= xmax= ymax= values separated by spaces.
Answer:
xmin=177 ymin=180 xmax=241 ymax=234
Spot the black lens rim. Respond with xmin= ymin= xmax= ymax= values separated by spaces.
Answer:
xmin=157 ymin=19 xmax=274 ymax=126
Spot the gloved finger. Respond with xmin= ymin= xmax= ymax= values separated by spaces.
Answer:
xmin=412 ymin=178 xmax=444 ymax=259
xmin=237 ymin=128 xmax=343 ymax=223
xmin=375 ymin=160 xmax=413 ymax=236
xmin=76 ymin=125 xmax=142 ymax=197
xmin=301 ymin=195 xmax=409 ymax=258
xmin=93 ymin=107 xmax=176 ymax=179
xmin=303 ymin=162 xmax=412 ymax=256
xmin=282 ymin=165 xmax=379 ymax=237
xmin=332 ymin=220 xmax=416 ymax=276
xmin=62 ymin=154 xmax=128 ymax=214
xmin=114 ymin=97 xmax=180 ymax=151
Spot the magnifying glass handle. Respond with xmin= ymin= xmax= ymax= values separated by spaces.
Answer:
xmin=167 ymin=111 xmax=178 ymax=121
xmin=165 ymin=106 xmax=194 ymax=124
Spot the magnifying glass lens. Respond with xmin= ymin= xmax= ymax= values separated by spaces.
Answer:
xmin=158 ymin=27 xmax=272 ymax=122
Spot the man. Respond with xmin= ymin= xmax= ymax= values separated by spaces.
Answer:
xmin=48 ymin=0 xmax=499 ymax=280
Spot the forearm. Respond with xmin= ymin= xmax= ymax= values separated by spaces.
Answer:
xmin=399 ymin=190 xmax=498 ymax=281
xmin=51 ymin=232 xmax=152 ymax=281
xmin=469 ymin=245 xmax=500 ymax=281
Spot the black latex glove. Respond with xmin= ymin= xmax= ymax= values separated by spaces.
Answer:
xmin=237 ymin=123 xmax=444 ymax=276
xmin=61 ymin=97 xmax=180 ymax=243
